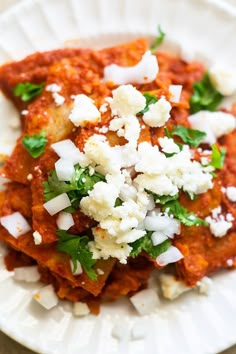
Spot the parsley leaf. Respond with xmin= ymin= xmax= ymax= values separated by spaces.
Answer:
xmin=146 ymin=190 xmax=179 ymax=205
xmin=190 ymin=73 xmax=223 ymax=113
xmin=162 ymin=200 xmax=208 ymax=226
xmin=13 ymin=82 xmax=44 ymax=102
xmin=210 ymin=144 xmax=226 ymax=169
xmin=150 ymin=25 xmax=166 ymax=53
xmin=56 ymin=230 xmax=97 ymax=280
xmin=22 ymin=131 xmax=47 ymax=158
xmin=130 ymin=232 xmax=171 ymax=258
xmin=172 ymin=125 xmax=206 ymax=148
xmin=43 ymin=165 xmax=105 ymax=210
xmin=138 ymin=93 xmax=158 ymax=114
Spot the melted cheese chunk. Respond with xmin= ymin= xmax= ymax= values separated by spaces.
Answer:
xmin=103 ymin=51 xmax=159 ymax=85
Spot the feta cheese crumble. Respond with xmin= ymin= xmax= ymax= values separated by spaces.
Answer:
xmin=142 ymin=96 xmax=172 ymax=128
xmin=225 ymin=186 xmax=236 ymax=202
xmin=205 ymin=206 xmax=234 ymax=237
xmin=69 ymin=94 xmax=101 ymax=127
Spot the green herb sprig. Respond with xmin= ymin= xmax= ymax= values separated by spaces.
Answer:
xmin=22 ymin=131 xmax=47 ymax=158
xmin=13 ymin=82 xmax=44 ymax=102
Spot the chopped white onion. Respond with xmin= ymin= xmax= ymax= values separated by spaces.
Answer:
xmin=151 ymin=232 xmax=168 ymax=246
xmin=0 ymin=212 xmax=31 ymax=238
xmin=33 ymin=230 xmax=42 ymax=245
xmin=51 ymin=139 xmax=83 ymax=165
xmin=43 ymin=193 xmax=71 ymax=216
xmin=130 ymin=288 xmax=160 ymax=315
xmin=104 ymin=51 xmax=159 ymax=85
xmin=34 ymin=284 xmax=58 ymax=310
xmin=70 ymin=260 xmax=83 ymax=275
xmin=144 ymin=214 xmax=180 ymax=237
xmin=156 ymin=246 xmax=184 ymax=266
xmin=73 ymin=302 xmax=90 ymax=316
xmin=57 ymin=211 xmax=74 ymax=230
xmin=14 ymin=266 xmax=40 ymax=282
xmin=55 ymin=158 xmax=75 ymax=181
xmin=169 ymin=85 xmax=182 ymax=103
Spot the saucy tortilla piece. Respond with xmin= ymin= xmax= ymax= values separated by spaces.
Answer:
xmin=174 ymin=133 xmax=236 ymax=286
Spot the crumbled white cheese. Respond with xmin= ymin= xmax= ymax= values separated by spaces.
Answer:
xmin=169 ymin=85 xmax=182 ymax=103
xmin=189 ymin=111 xmax=235 ymax=144
xmin=83 ymin=134 xmax=120 ymax=175
xmin=21 ymin=110 xmax=28 ymax=115
xmin=109 ymin=85 xmax=146 ymax=117
xmin=197 ymin=276 xmax=213 ymax=295
xmin=33 ymin=230 xmax=42 ymax=245
xmin=135 ymin=173 xmax=178 ymax=196
xmin=89 ymin=227 xmax=132 ymax=264
xmin=103 ymin=51 xmax=159 ymax=85
xmin=226 ymin=258 xmax=233 ymax=267
xmin=205 ymin=207 xmax=234 ymax=237
xmin=69 ymin=94 xmax=101 ymax=127
xmin=27 ymin=173 xmax=33 ymax=181
xmin=97 ymin=268 xmax=105 ymax=275
xmin=46 ymin=83 xmax=61 ymax=93
xmin=209 ymin=65 xmax=236 ymax=96
xmin=109 ymin=115 xmax=141 ymax=146
xmin=159 ymin=274 xmax=191 ymax=300
xmin=99 ymin=102 xmax=108 ymax=113
xmin=52 ymin=92 xmax=65 ymax=106
xmin=73 ymin=302 xmax=90 ymax=316
xmin=135 ymin=142 xmax=168 ymax=174
xmin=225 ymin=186 xmax=236 ymax=202
xmin=80 ymin=181 xmax=119 ymax=222
xmin=158 ymin=137 xmax=180 ymax=154
xmin=142 ymin=96 xmax=171 ymax=128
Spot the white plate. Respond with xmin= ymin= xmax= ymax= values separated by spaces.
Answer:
xmin=0 ymin=0 xmax=236 ymax=353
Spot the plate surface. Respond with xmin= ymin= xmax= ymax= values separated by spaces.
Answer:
xmin=0 ymin=0 xmax=236 ymax=353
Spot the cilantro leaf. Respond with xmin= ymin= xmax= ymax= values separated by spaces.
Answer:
xmin=172 ymin=125 xmax=206 ymax=148
xmin=190 ymin=73 xmax=223 ymax=114
xmin=13 ymin=82 xmax=44 ymax=102
xmin=130 ymin=232 xmax=171 ymax=258
xmin=210 ymin=144 xmax=226 ymax=169
xmin=162 ymin=200 xmax=208 ymax=226
xmin=43 ymin=165 xmax=105 ymax=210
xmin=150 ymin=25 xmax=166 ymax=53
xmin=138 ymin=93 xmax=158 ymax=114
xmin=146 ymin=190 xmax=179 ymax=205
xmin=56 ymin=230 xmax=97 ymax=280
xmin=22 ymin=131 xmax=47 ymax=158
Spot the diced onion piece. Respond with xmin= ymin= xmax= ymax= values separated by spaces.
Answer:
xmin=57 ymin=211 xmax=74 ymax=230
xmin=104 ymin=51 xmax=159 ymax=85
xmin=0 ymin=212 xmax=31 ymax=238
xmin=33 ymin=230 xmax=42 ymax=245
xmin=43 ymin=193 xmax=71 ymax=216
xmin=169 ymin=85 xmax=182 ymax=103
xmin=34 ymin=284 xmax=58 ymax=310
xmin=51 ymin=139 xmax=83 ymax=165
xmin=151 ymin=232 xmax=168 ymax=246
xmin=55 ymin=158 xmax=75 ymax=181
xmin=156 ymin=246 xmax=183 ymax=266
xmin=130 ymin=288 xmax=160 ymax=315
xmin=70 ymin=260 xmax=83 ymax=275
xmin=73 ymin=302 xmax=90 ymax=316
xmin=14 ymin=266 xmax=40 ymax=282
